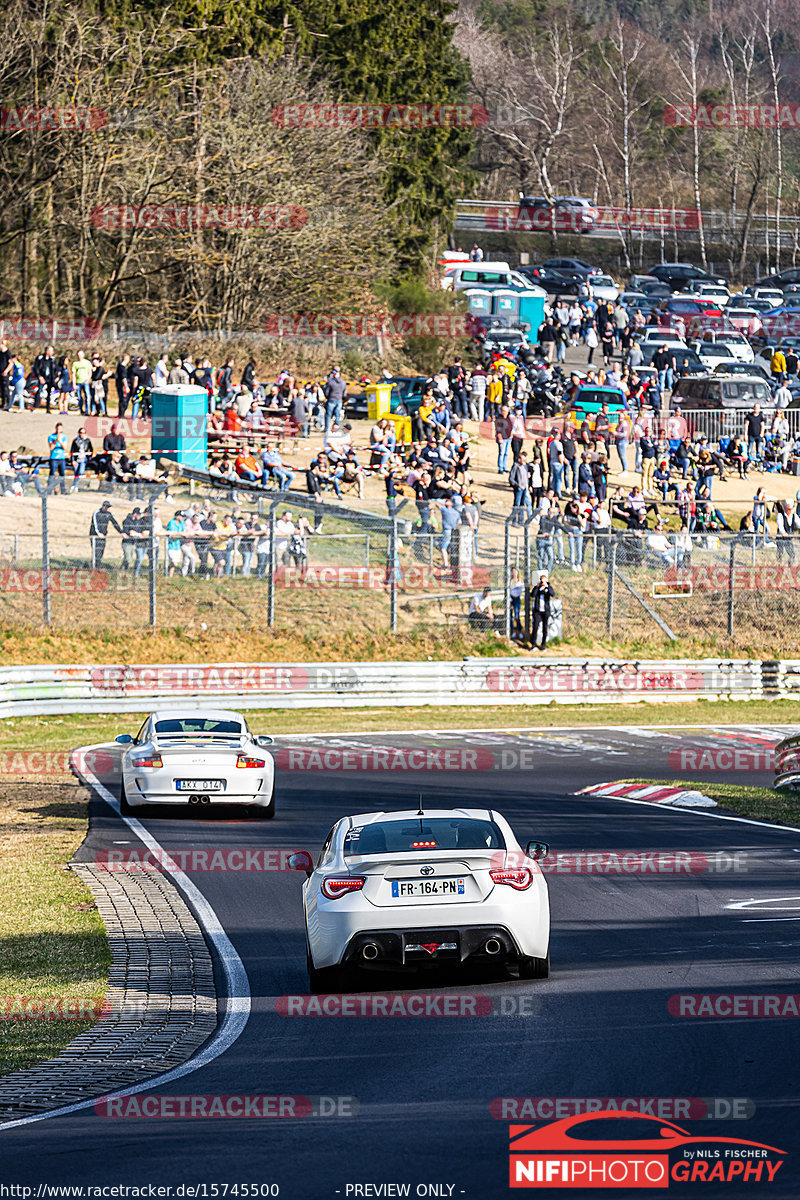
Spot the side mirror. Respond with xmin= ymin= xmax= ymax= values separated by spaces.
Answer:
xmin=256 ymin=735 xmax=274 ymax=747
xmin=526 ymin=840 xmax=550 ymax=861
xmin=288 ymin=851 xmax=313 ymax=877
xmin=115 ymin=734 xmax=133 ymax=744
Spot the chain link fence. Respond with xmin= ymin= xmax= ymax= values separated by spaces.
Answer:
xmin=2 ymin=480 xmax=799 ymax=653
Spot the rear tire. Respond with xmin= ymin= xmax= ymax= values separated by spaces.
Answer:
xmin=253 ymin=781 xmax=276 ymax=819
xmin=119 ymin=782 xmax=132 ymax=816
xmin=519 ymin=951 xmax=550 ymax=980
xmin=307 ymin=955 xmax=343 ymax=994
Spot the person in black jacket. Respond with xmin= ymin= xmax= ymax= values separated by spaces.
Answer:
xmin=530 ymin=571 xmax=555 ymax=650
xmin=89 ymin=501 xmax=122 ymax=567
xmin=33 ymin=345 xmax=57 ymax=412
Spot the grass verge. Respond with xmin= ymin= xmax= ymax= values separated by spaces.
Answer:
xmin=0 ymin=698 xmax=798 ymax=755
xmin=0 ymin=781 xmax=109 ymax=1077
xmin=624 ymin=778 xmax=800 ymax=829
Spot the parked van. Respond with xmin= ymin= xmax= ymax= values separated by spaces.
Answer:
xmin=671 ymin=375 xmax=771 ymax=409
xmin=448 ymin=264 xmax=542 ymax=293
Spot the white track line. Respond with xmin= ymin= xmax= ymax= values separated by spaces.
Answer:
xmin=0 ymin=748 xmax=251 ymax=1132
xmin=584 ymin=792 xmax=800 ymax=834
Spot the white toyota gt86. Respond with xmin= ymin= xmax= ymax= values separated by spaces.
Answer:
xmin=115 ymin=709 xmax=275 ymax=816
xmin=295 ymin=807 xmax=550 ymax=992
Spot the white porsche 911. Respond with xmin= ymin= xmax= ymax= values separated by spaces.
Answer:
xmin=115 ymin=709 xmax=275 ymax=816
xmin=294 ymin=807 xmax=550 ymax=992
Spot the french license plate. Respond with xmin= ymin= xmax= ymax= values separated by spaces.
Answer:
xmin=391 ymin=878 xmax=465 ymax=898
xmin=176 ymin=779 xmax=224 ymax=792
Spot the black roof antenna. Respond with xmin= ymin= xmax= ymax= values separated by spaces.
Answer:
xmin=417 ymin=793 xmax=424 ymax=816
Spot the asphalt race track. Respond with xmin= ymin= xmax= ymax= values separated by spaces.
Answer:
xmin=2 ymin=724 xmax=799 ymax=1198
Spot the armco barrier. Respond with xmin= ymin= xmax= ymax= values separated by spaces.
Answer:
xmin=0 ymin=659 xmax=771 ymax=718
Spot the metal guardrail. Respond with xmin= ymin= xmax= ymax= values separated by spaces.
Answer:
xmin=0 ymin=658 xmax=765 ymax=717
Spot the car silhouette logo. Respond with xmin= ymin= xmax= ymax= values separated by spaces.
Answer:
xmin=420 ymin=866 xmax=435 ymax=876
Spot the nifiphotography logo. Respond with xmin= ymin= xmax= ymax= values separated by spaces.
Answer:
xmin=507 ymin=1110 xmax=786 ymax=1188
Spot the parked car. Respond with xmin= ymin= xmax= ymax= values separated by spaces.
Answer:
xmin=723 ymin=306 xmax=760 ymax=331
xmin=562 ymin=386 xmax=630 ymax=431
xmin=684 ymin=280 xmax=732 ymax=306
xmin=672 ymin=375 xmax=773 ymax=425
xmin=587 ymin=273 xmax=619 ymax=302
xmin=541 ymin=257 xmax=602 ymax=279
xmin=448 ymin=263 xmax=533 ymax=292
xmin=649 ymin=262 xmax=728 ymax=290
xmin=520 ymin=265 xmax=581 ymax=294
xmin=638 ymin=279 xmax=672 ymax=299
xmin=754 ymin=267 xmax=800 ymax=289
xmin=691 ymin=330 xmax=754 ymax=363
xmin=712 ymin=360 xmax=773 ymax=386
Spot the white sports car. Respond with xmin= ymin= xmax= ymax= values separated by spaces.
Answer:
xmin=295 ymin=807 xmax=550 ymax=992
xmin=115 ymin=709 xmax=275 ymax=816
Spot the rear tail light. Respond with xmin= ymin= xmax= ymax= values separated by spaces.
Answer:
xmin=490 ymin=868 xmax=533 ymax=890
xmin=321 ymin=876 xmax=366 ymax=900
xmin=132 ymin=755 xmax=162 ymax=769
xmin=237 ymin=755 xmax=265 ymax=768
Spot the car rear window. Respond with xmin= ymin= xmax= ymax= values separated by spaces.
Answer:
xmin=343 ymin=818 xmax=505 ymax=856
xmin=154 ymin=718 xmax=242 ymax=737
xmin=721 ymin=381 xmax=768 ymax=401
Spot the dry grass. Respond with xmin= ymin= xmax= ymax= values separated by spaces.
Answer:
xmin=0 ymin=781 xmax=109 ymax=1076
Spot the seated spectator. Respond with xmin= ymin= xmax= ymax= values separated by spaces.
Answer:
xmin=261 ymin=442 xmax=295 ymax=491
xmin=323 ymin=422 xmax=353 ymax=464
xmin=235 ymin=445 xmax=260 ymax=484
xmin=333 ymin=448 xmax=365 ymax=498
xmin=645 ymin=520 xmax=673 ymax=566
xmin=654 ymin=458 xmax=673 ymax=501
xmin=725 ymin=435 xmax=749 ymax=479
xmin=468 ymin=586 xmax=494 ymax=630
xmin=106 ymin=450 xmax=134 ymax=497
xmin=222 ymin=404 xmax=242 ymax=433
xmin=243 ymin=400 xmax=265 ymax=431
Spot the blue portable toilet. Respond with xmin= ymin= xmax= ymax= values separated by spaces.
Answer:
xmin=150 ymin=385 xmax=207 ymax=470
xmin=517 ymin=288 xmax=546 ymax=335
xmin=491 ymin=288 xmax=521 ymax=326
xmin=463 ymin=288 xmax=493 ymax=322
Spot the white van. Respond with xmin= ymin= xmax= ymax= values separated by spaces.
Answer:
xmin=447 ymin=263 xmax=537 ymax=292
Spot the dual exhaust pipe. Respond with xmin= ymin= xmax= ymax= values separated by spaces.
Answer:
xmin=188 ymin=796 xmax=211 ymax=806
xmin=361 ymin=938 xmax=502 ymax=961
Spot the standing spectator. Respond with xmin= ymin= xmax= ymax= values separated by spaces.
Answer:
xmin=154 ymin=353 xmax=169 ymax=389
xmin=752 ymin=488 xmax=771 ymax=545
xmin=9 ymin=354 xmax=26 ymax=410
xmin=538 ymin=319 xmax=557 ymax=364
xmin=547 ymin=428 xmax=564 ymax=497
xmin=495 ymin=404 xmax=513 ymax=474
xmin=33 ymin=344 xmax=57 ymax=412
xmin=120 ymin=507 xmax=142 ymax=571
xmin=640 ymin=427 xmax=657 ymax=497
xmin=168 ymin=358 xmax=189 ymax=385
xmin=437 ymin=497 xmax=462 ymax=569
xmin=562 ymin=426 xmax=577 ymax=492
xmin=530 ymin=572 xmax=555 ymax=650
xmin=448 ymin=357 xmax=468 ymax=419
xmin=56 ymin=355 xmax=72 ymax=413
xmin=652 ymin=344 xmax=675 ymax=394
xmin=509 ymin=567 xmax=524 ymax=640
xmin=585 ymin=321 xmax=598 ymax=364
xmin=46 ymin=423 xmax=68 ymax=495
xmin=509 ymin=452 xmax=532 ymax=524
xmin=745 ymin=404 xmax=764 ymax=463
xmin=323 ymin=367 xmax=347 ymax=431
xmin=770 ymin=346 xmax=787 ymax=381
xmin=70 ymin=426 xmax=93 ymax=491
xmin=467 ymin=365 xmax=487 ymax=421
xmin=115 ymin=353 xmax=131 ymax=416
xmin=90 ymin=354 xmax=111 ymax=415
xmin=166 ymin=513 xmax=184 ymax=576
xmin=89 ymin=501 xmax=121 ymax=568
xmin=0 ymin=340 xmax=9 ymax=410
xmin=275 ymin=510 xmax=295 ymax=565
